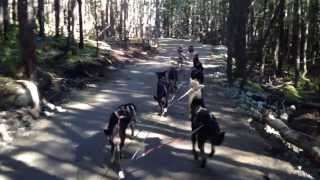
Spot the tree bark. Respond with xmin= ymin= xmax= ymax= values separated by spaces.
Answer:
xmin=67 ymin=0 xmax=76 ymax=50
xmin=12 ymin=0 xmax=17 ymax=23
xmin=226 ymin=0 xmax=235 ymax=86
xmin=234 ymin=0 xmax=251 ymax=87
xmin=0 ymin=0 xmax=2 ymax=40
xmin=18 ymin=0 xmax=37 ymax=80
xmin=54 ymin=0 xmax=60 ymax=37
xmin=300 ymin=0 xmax=309 ymax=79
xmin=77 ymin=0 xmax=84 ymax=49
xmin=3 ymin=0 xmax=9 ymax=40
xmin=292 ymin=0 xmax=301 ymax=86
xmin=105 ymin=0 xmax=109 ymax=36
xmin=37 ymin=0 xmax=45 ymax=37
xmin=276 ymin=0 xmax=286 ymax=77
xmin=109 ymin=0 xmax=115 ymax=36
xmin=118 ymin=0 xmax=123 ymax=40
xmin=155 ymin=0 xmax=160 ymax=39
xmin=123 ymin=0 xmax=128 ymax=47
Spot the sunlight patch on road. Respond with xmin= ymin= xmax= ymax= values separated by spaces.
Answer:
xmin=132 ymin=93 xmax=149 ymax=98
xmin=66 ymin=102 xmax=94 ymax=111
xmin=130 ymin=70 xmax=142 ymax=74
xmin=13 ymin=151 xmax=43 ymax=165
xmin=84 ymin=130 xmax=99 ymax=137
xmin=203 ymin=64 xmax=222 ymax=69
xmin=139 ymin=61 xmax=168 ymax=65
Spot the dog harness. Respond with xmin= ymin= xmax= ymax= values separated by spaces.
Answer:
xmin=194 ymin=106 xmax=206 ymax=115
xmin=114 ymin=110 xmax=126 ymax=120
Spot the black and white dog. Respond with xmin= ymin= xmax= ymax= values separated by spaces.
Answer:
xmin=191 ymin=54 xmax=204 ymax=84
xmin=168 ymin=66 xmax=178 ymax=93
xmin=104 ymin=103 xmax=137 ymax=162
xmin=190 ymin=97 xmax=225 ymax=168
xmin=154 ymin=71 xmax=169 ymax=116
xmin=191 ymin=66 xmax=204 ymax=85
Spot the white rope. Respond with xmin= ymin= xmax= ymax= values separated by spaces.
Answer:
xmin=168 ymin=84 xmax=205 ymax=108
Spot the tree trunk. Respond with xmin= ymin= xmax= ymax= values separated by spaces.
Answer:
xmin=123 ymin=0 xmax=128 ymax=48
xmin=276 ymin=0 xmax=286 ymax=77
xmin=234 ymin=0 xmax=251 ymax=87
xmin=258 ymin=0 xmax=268 ymax=81
xmin=300 ymin=0 xmax=309 ymax=79
xmin=67 ymin=0 xmax=76 ymax=51
xmin=12 ymin=0 xmax=17 ymax=24
xmin=0 ymin=0 xmax=2 ymax=40
xmin=37 ymin=0 xmax=45 ymax=37
xmin=18 ymin=0 xmax=37 ymax=80
xmin=155 ymin=0 xmax=160 ymax=39
xmin=226 ymin=0 xmax=235 ymax=86
xmin=118 ymin=0 xmax=123 ymax=40
xmin=110 ymin=0 xmax=115 ymax=36
xmin=292 ymin=0 xmax=301 ymax=86
xmin=306 ymin=0 xmax=319 ymax=65
xmin=105 ymin=0 xmax=109 ymax=36
xmin=77 ymin=0 xmax=84 ymax=49
xmin=3 ymin=0 xmax=9 ymax=40
xmin=54 ymin=0 xmax=60 ymax=37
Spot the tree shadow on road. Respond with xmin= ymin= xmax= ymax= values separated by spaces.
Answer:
xmin=0 ymin=155 xmax=63 ymax=180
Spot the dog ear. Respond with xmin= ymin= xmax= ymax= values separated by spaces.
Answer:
xmin=161 ymin=71 xmax=167 ymax=76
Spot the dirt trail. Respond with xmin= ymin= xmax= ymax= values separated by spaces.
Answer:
xmin=0 ymin=39 xmax=310 ymax=180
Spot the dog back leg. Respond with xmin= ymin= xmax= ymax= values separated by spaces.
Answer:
xmin=192 ymin=133 xmax=198 ymax=160
xmin=130 ymin=123 xmax=135 ymax=137
xmin=109 ymin=138 xmax=116 ymax=163
xmin=119 ymin=130 xmax=126 ymax=159
xmin=198 ymin=140 xmax=207 ymax=168
xmin=209 ymin=142 xmax=215 ymax=157
xmin=109 ymin=138 xmax=115 ymax=155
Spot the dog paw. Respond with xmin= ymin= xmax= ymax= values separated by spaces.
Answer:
xmin=200 ymin=159 xmax=207 ymax=168
xmin=110 ymin=156 xmax=116 ymax=164
xmin=209 ymin=152 xmax=214 ymax=158
xmin=193 ymin=154 xmax=198 ymax=160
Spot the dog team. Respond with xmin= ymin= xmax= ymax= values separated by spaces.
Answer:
xmin=104 ymin=45 xmax=225 ymax=169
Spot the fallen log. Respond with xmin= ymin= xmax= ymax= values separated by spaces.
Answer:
xmin=293 ymin=114 xmax=320 ymax=122
xmin=298 ymin=102 xmax=320 ymax=110
xmin=249 ymin=120 xmax=286 ymax=152
xmin=265 ymin=112 xmax=320 ymax=162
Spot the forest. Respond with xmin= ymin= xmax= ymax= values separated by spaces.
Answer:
xmin=0 ymin=0 xmax=320 ymax=179
xmin=0 ymin=0 xmax=319 ymax=97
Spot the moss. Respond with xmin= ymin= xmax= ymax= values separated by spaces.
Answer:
xmin=280 ymin=84 xmax=303 ymax=102
xmin=247 ymin=80 xmax=264 ymax=92
xmin=0 ymin=26 xmax=20 ymax=77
